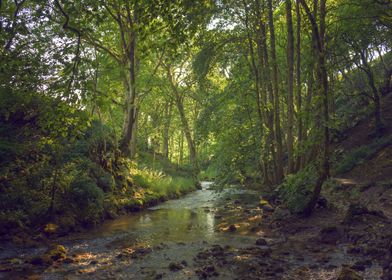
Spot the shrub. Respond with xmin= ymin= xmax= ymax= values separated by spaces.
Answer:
xmin=278 ymin=164 xmax=318 ymax=214
xmin=68 ymin=175 xmax=104 ymax=225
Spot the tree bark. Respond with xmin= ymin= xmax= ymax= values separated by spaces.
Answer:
xmin=119 ymin=2 xmax=139 ymax=158
xmin=295 ymin=0 xmax=303 ymax=171
xmin=300 ymin=0 xmax=330 ymax=216
xmin=268 ymin=0 xmax=284 ymax=183
xmin=166 ymin=65 xmax=198 ymax=174
xmin=162 ymin=101 xmax=173 ymax=158
xmin=286 ymin=0 xmax=295 ymax=174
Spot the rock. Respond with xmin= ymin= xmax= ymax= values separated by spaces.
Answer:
xmin=319 ymin=226 xmax=342 ymax=244
xmin=43 ymin=223 xmax=59 ymax=235
xmin=228 ymin=224 xmax=237 ymax=232
xmin=272 ymin=207 xmax=290 ymax=220
xmin=45 ymin=245 xmax=67 ymax=261
xmin=63 ymin=258 xmax=74 ymax=264
xmin=131 ymin=247 xmax=153 ymax=258
xmin=30 ymin=255 xmax=53 ymax=266
xmin=196 ymin=265 xmax=219 ymax=278
xmin=261 ymin=204 xmax=274 ymax=212
xmin=351 ymin=260 xmax=372 ymax=271
xmin=347 ymin=246 xmax=361 ymax=254
xmin=259 ymin=199 xmax=274 ymax=212
xmin=169 ymin=262 xmax=184 ymax=271
xmin=0 ymin=265 xmax=11 ymax=272
xmin=316 ymin=196 xmax=328 ymax=209
xmin=344 ymin=203 xmax=387 ymax=224
xmin=89 ymin=260 xmax=98 ymax=265
xmin=337 ymin=267 xmax=363 ymax=280
xmin=255 ymin=238 xmax=267 ymax=246
xmin=274 ymin=267 xmax=284 ymax=273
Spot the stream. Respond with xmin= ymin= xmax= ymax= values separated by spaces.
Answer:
xmin=0 ymin=182 xmax=264 ymax=279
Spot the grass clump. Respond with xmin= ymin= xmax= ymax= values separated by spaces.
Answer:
xmin=132 ymin=167 xmax=196 ymax=199
xmin=335 ymin=135 xmax=392 ymax=174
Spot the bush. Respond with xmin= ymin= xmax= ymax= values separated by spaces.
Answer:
xmin=278 ymin=165 xmax=318 ymax=214
xmin=68 ymin=175 xmax=104 ymax=225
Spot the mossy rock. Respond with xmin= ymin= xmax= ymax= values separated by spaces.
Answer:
xmin=259 ymin=199 xmax=274 ymax=212
xmin=337 ymin=267 xmax=363 ymax=280
xmin=43 ymin=223 xmax=59 ymax=234
xmin=45 ymin=245 xmax=67 ymax=261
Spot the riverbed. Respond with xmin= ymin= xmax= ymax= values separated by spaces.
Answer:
xmin=0 ymin=182 xmax=263 ymax=279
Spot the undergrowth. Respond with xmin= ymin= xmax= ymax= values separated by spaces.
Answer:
xmin=335 ymin=135 xmax=392 ymax=174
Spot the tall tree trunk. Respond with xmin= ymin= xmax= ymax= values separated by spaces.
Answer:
xmin=300 ymin=0 xmax=330 ymax=216
xmin=167 ymin=66 xmax=198 ymax=174
xmin=295 ymin=0 xmax=303 ymax=171
xmin=179 ymin=130 xmax=184 ymax=165
xmin=286 ymin=0 xmax=295 ymax=174
xmin=260 ymin=21 xmax=278 ymax=184
xmin=268 ymin=0 xmax=284 ymax=183
xmin=120 ymin=18 xmax=138 ymax=158
xmin=162 ymin=101 xmax=173 ymax=158
xmin=302 ymin=65 xmax=314 ymax=167
xmin=243 ymin=0 xmax=270 ymax=184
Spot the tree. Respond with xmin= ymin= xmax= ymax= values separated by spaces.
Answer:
xmin=286 ymin=0 xmax=295 ymax=173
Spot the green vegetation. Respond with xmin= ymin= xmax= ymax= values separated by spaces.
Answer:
xmin=0 ymin=0 xmax=391 ymax=239
xmin=277 ymin=165 xmax=318 ymax=214
xmin=335 ymin=135 xmax=392 ymax=174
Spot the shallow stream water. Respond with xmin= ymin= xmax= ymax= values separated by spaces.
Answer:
xmin=0 ymin=182 xmax=262 ymax=279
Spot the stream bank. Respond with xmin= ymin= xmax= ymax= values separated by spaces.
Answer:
xmin=1 ymin=181 xmax=391 ymax=279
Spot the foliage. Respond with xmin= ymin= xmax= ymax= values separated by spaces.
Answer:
xmin=67 ymin=175 xmax=105 ymax=225
xmin=1 ymin=0 xmax=391 ymax=237
xmin=277 ymin=165 xmax=318 ymax=214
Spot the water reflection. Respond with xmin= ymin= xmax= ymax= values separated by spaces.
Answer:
xmin=86 ymin=182 xmax=258 ymax=246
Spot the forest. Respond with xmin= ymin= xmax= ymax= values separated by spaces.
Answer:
xmin=0 ymin=0 xmax=391 ymax=279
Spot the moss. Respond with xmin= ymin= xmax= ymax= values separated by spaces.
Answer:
xmin=45 ymin=245 xmax=67 ymax=261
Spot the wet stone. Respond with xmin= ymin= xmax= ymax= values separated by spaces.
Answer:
xmin=169 ymin=262 xmax=184 ymax=271
xmin=255 ymin=238 xmax=267 ymax=246
xmin=196 ymin=265 xmax=219 ymax=279
xmin=228 ymin=224 xmax=237 ymax=232
xmin=319 ymin=226 xmax=342 ymax=244
xmin=351 ymin=260 xmax=372 ymax=271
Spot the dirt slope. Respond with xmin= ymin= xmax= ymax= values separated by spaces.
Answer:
xmin=335 ymin=93 xmax=392 ymax=183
